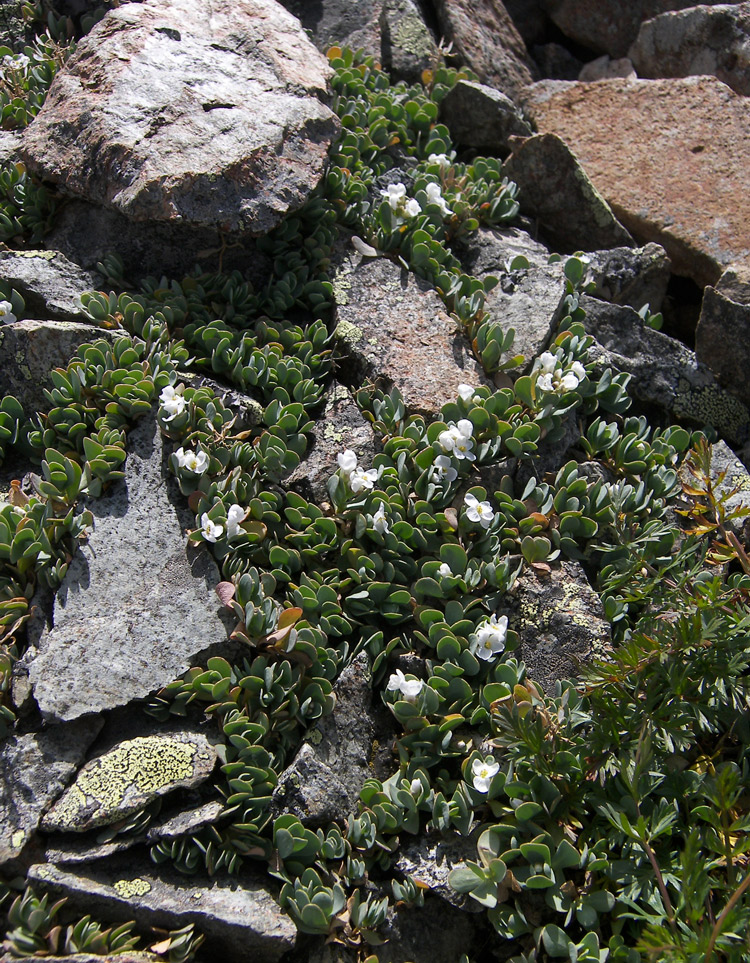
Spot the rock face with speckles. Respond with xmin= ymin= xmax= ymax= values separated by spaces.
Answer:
xmin=524 ymin=76 xmax=750 ymax=285
xmin=0 ymin=250 xmax=102 ymax=323
xmin=28 ymin=412 xmax=233 ymax=722
xmin=502 ymin=133 xmax=633 ymax=253
xmin=508 ymin=560 xmax=611 ymax=692
xmin=332 ymin=250 xmax=491 ymax=416
xmin=21 ymin=0 xmax=338 ymax=235
xmin=0 ymin=718 xmax=103 ymax=867
xmin=28 ymin=858 xmax=296 ymax=963
xmin=582 ymin=295 xmax=750 ymax=445
xmin=696 ymin=264 xmax=750 ymax=409
xmin=41 ymin=731 xmax=217 ymax=833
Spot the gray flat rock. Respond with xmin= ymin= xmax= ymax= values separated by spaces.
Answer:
xmin=440 ymin=80 xmax=532 ymax=153
xmin=21 ymin=0 xmax=338 ymax=234
xmin=586 ymin=242 xmax=671 ymax=312
xmin=0 ymin=250 xmax=102 ymax=322
xmin=0 ymin=718 xmax=103 ymax=867
xmin=28 ymin=413 xmax=233 ymax=722
xmin=28 ymin=857 xmax=296 ymax=963
xmin=696 ymin=264 xmax=750 ymax=409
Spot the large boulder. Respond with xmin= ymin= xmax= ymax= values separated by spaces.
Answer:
xmin=503 ymin=132 xmax=633 ymax=252
xmin=524 ymin=76 xmax=750 ymax=286
xmin=542 ymin=0 xmax=740 ymax=59
xmin=630 ymin=2 xmax=750 ymax=95
xmin=21 ymin=0 xmax=339 ymax=235
xmin=27 ymin=412 xmax=233 ymax=722
xmin=0 ymin=249 xmax=102 ymax=323
xmin=432 ymin=0 xmax=539 ymax=101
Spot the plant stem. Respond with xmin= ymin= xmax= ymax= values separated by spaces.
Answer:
xmin=704 ymin=869 xmax=750 ymax=963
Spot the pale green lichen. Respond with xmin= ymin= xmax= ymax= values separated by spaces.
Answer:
xmin=674 ymin=378 xmax=749 ymax=442
xmin=394 ymin=12 xmax=435 ymax=58
xmin=331 ymin=274 xmax=352 ymax=307
xmin=333 ymin=319 xmax=364 ymax=347
xmin=113 ymin=877 xmax=152 ymax=898
xmin=45 ymin=736 xmax=207 ymax=832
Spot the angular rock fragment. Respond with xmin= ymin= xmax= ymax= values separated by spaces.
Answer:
xmin=454 ymin=227 xmax=567 ymax=368
xmin=272 ymin=654 xmax=375 ymax=825
xmin=433 ymin=0 xmax=538 ymax=101
xmin=41 ymin=731 xmax=217 ymax=833
xmin=525 ymin=76 xmax=750 ymax=286
xmin=395 ymin=830 xmax=483 ymax=911
xmin=0 ymin=718 xmax=103 ymax=867
xmin=28 ymin=413 xmax=233 ymax=722
xmin=28 ymin=858 xmax=295 ymax=963
xmin=332 ymin=251 xmax=490 ymax=416
xmin=440 ymin=80 xmax=532 ymax=153
xmin=21 ymin=0 xmax=339 ymax=235
xmin=285 ymin=382 xmax=378 ymax=503
xmin=0 ymin=320 xmax=111 ymax=414
xmin=0 ymin=249 xmax=102 ymax=322
xmin=508 ymin=560 xmax=611 ymax=692
xmin=585 ymin=242 xmax=671 ymax=312
xmin=503 ymin=133 xmax=633 ymax=253
xmin=278 ymin=0 xmax=383 ymax=58
xmin=630 ymin=2 xmax=750 ymax=96
xmin=578 ymin=55 xmax=636 ymax=82
xmin=696 ymin=264 xmax=750 ymax=408
xmin=583 ymin=296 xmax=750 ymax=445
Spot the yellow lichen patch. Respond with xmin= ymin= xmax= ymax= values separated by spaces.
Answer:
xmin=113 ymin=877 xmax=152 ymax=898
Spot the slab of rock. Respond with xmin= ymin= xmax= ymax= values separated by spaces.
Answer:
xmin=454 ymin=227 xmax=567 ymax=368
xmin=272 ymin=654 xmax=375 ymax=825
xmin=508 ymin=560 xmax=611 ymax=692
xmin=582 ymin=295 xmax=750 ymax=445
xmin=439 ymin=80 xmax=532 ymax=153
xmin=332 ymin=252 xmax=490 ymax=416
xmin=630 ymin=2 xmax=750 ymax=95
xmin=542 ymin=0 xmax=737 ymax=59
xmin=21 ymin=0 xmax=338 ymax=235
xmin=0 ymin=250 xmax=102 ymax=322
xmin=41 ymin=731 xmax=217 ymax=833
xmin=586 ymin=242 xmax=671 ymax=311
xmin=0 ymin=320 xmax=111 ymax=415
xmin=696 ymin=265 xmax=750 ymax=408
xmin=285 ymin=382 xmax=377 ymax=503
xmin=380 ymin=0 xmax=440 ymax=82
xmin=28 ymin=413 xmax=233 ymax=722
xmin=0 ymin=718 xmax=102 ymax=867
xmin=28 ymin=858 xmax=295 ymax=963
xmin=433 ymin=0 xmax=538 ymax=101
xmin=524 ymin=76 xmax=750 ymax=286
xmin=503 ymin=133 xmax=633 ymax=253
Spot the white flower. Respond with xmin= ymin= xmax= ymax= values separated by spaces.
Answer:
xmin=471 ymin=757 xmax=500 ymax=793
xmin=0 ymin=300 xmax=16 ymax=324
xmin=372 ymin=502 xmax=390 ymax=534
xmin=425 ymin=181 xmax=452 ymax=216
xmin=456 ymin=418 xmax=474 ymax=438
xmin=200 ymin=512 xmax=223 ymax=543
xmin=381 ymin=183 xmax=407 ymax=211
xmin=410 ymin=777 xmax=422 ymax=796
xmin=175 ymin=447 xmax=209 ymax=474
xmin=457 ymin=383 xmax=478 ymax=402
xmin=571 ymin=360 xmax=586 ymax=381
xmin=438 ymin=562 xmax=452 ymax=577
xmin=464 ymin=492 xmax=494 ymax=529
xmin=560 ymin=371 xmax=580 ymax=392
xmin=405 ymin=197 xmax=422 ymax=218
xmin=337 ymin=449 xmax=358 ymax=475
xmin=538 ymin=351 xmax=557 ymax=374
xmin=428 ymin=152 xmax=451 ymax=168
xmin=226 ymin=503 xmax=245 ymax=539
xmin=474 ymin=613 xmax=508 ymax=661
xmin=453 ymin=434 xmax=476 ymax=462
xmin=159 ymin=385 xmax=185 ymax=421
xmin=349 ymin=466 xmax=378 ymax=493
xmin=439 ymin=419 xmax=474 ymax=458
xmin=537 ymin=373 xmax=554 ymax=393
xmin=431 ymin=454 xmax=458 ymax=483
xmin=387 ymin=668 xmax=424 ymax=703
